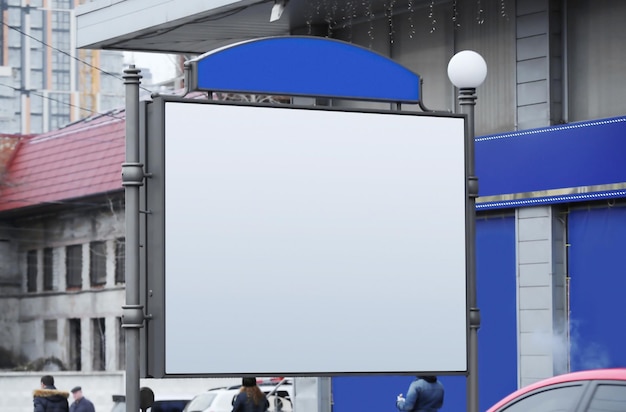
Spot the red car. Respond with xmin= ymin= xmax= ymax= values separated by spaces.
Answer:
xmin=486 ymin=368 xmax=626 ymax=412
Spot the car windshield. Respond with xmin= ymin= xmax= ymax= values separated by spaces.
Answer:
xmin=184 ymin=393 xmax=218 ymax=412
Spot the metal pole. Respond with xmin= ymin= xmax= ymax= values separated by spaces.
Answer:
xmin=122 ymin=65 xmax=144 ymax=412
xmin=459 ymin=87 xmax=480 ymax=412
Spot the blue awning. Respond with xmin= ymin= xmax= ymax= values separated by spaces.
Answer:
xmin=476 ymin=117 xmax=626 ymax=210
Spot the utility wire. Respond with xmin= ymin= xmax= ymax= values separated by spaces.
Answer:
xmin=0 ymin=82 xmax=126 ymax=121
xmin=0 ymin=20 xmax=154 ymax=94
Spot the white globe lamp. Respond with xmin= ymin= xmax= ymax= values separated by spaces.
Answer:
xmin=447 ymin=50 xmax=487 ymax=88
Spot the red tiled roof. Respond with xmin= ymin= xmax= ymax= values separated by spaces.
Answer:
xmin=0 ymin=109 xmax=126 ymax=213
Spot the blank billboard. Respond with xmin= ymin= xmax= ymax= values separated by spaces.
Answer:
xmin=158 ymin=100 xmax=466 ymax=376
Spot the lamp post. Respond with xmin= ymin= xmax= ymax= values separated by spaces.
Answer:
xmin=447 ymin=50 xmax=487 ymax=412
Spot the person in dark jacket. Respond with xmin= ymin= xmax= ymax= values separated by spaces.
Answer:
xmin=232 ymin=377 xmax=269 ymax=412
xmin=69 ymin=386 xmax=96 ymax=412
xmin=33 ymin=375 xmax=70 ymax=412
xmin=396 ymin=376 xmax=444 ymax=412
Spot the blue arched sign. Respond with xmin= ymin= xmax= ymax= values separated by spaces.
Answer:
xmin=187 ymin=36 xmax=421 ymax=103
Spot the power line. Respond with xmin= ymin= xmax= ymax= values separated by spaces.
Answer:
xmin=0 ymin=82 xmax=126 ymax=121
xmin=0 ymin=20 xmax=154 ymax=94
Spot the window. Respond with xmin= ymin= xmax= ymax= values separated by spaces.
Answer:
xmin=43 ymin=247 xmax=54 ymax=291
xmin=69 ymin=318 xmax=81 ymax=371
xmin=500 ymin=385 xmax=584 ymax=411
xmin=117 ymin=317 xmax=125 ymax=370
xmin=44 ymin=319 xmax=57 ymax=341
xmin=92 ymin=318 xmax=106 ymax=371
xmin=52 ymin=0 xmax=73 ymax=10
xmin=89 ymin=241 xmax=107 ymax=286
xmin=587 ymin=384 xmax=626 ymax=412
xmin=115 ymin=238 xmax=125 ymax=284
xmin=27 ymin=250 xmax=37 ymax=292
xmin=66 ymin=245 xmax=82 ymax=288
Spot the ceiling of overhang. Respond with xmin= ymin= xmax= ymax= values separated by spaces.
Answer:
xmin=94 ymin=0 xmax=443 ymax=54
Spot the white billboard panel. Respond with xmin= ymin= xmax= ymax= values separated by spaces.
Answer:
xmin=163 ymin=101 xmax=466 ymax=375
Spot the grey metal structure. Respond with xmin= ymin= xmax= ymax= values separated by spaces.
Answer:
xmin=122 ymin=65 xmax=146 ymax=412
xmin=121 ymin=35 xmax=473 ymax=411
xmin=459 ymin=86 xmax=480 ymax=412
xmin=143 ymin=96 xmax=467 ymax=378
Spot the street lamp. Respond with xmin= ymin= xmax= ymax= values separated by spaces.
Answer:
xmin=447 ymin=50 xmax=487 ymax=412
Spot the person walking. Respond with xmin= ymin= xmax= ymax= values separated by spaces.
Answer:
xmin=33 ymin=375 xmax=70 ymax=412
xmin=232 ymin=377 xmax=269 ymax=412
xmin=396 ymin=376 xmax=444 ymax=412
xmin=69 ymin=387 xmax=96 ymax=412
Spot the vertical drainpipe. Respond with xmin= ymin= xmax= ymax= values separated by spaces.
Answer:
xmin=69 ymin=7 xmax=78 ymax=122
xmin=42 ymin=0 xmax=50 ymax=131
xmin=21 ymin=0 xmax=31 ymax=134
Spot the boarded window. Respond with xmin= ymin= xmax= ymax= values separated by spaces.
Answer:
xmin=117 ymin=317 xmax=125 ymax=370
xmin=66 ymin=245 xmax=82 ymax=288
xmin=69 ymin=318 xmax=81 ymax=371
xmin=43 ymin=247 xmax=54 ymax=291
xmin=92 ymin=318 xmax=106 ymax=371
xmin=27 ymin=250 xmax=37 ymax=292
xmin=115 ymin=238 xmax=125 ymax=284
xmin=44 ymin=319 xmax=57 ymax=341
xmin=89 ymin=241 xmax=107 ymax=286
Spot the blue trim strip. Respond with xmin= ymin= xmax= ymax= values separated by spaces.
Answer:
xmin=476 ymin=116 xmax=626 ymax=209
xmin=191 ymin=36 xmax=420 ymax=103
xmin=477 ymin=190 xmax=626 ymax=210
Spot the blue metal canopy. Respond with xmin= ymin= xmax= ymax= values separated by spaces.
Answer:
xmin=187 ymin=36 xmax=421 ymax=103
xmin=476 ymin=116 xmax=626 ymax=210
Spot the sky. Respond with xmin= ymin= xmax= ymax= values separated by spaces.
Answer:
xmin=123 ymin=51 xmax=179 ymax=84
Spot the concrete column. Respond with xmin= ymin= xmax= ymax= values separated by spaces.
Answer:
xmin=82 ymin=243 xmax=90 ymax=289
xmin=81 ymin=317 xmax=92 ymax=372
xmin=106 ymin=240 xmax=116 ymax=287
xmin=105 ymin=316 xmax=117 ymax=371
xmin=516 ymin=0 xmax=564 ymax=129
xmin=516 ymin=205 xmax=568 ymax=387
xmin=54 ymin=247 xmax=66 ymax=291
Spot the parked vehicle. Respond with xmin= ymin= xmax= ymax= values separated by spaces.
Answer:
xmin=486 ymin=368 xmax=626 ymax=411
xmin=183 ymin=378 xmax=293 ymax=412
xmin=111 ymin=392 xmax=193 ymax=412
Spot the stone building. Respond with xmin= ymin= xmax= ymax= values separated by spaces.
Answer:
xmin=0 ymin=109 xmax=126 ymax=372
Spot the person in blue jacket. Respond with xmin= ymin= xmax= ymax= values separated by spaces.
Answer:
xmin=232 ymin=377 xmax=269 ymax=412
xmin=396 ymin=376 xmax=444 ymax=412
xmin=69 ymin=386 xmax=95 ymax=412
xmin=33 ymin=375 xmax=70 ymax=412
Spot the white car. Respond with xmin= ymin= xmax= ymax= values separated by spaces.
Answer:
xmin=183 ymin=379 xmax=293 ymax=412
xmin=111 ymin=393 xmax=194 ymax=412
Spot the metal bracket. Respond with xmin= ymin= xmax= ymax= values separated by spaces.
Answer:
xmin=468 ymin=176 xmax=479 ymax=198
xmin=469 ymin=307 xmax=481 ymax=328
xmin=121 ymin=304 xmax=149 ymax=328
xmin=121 ymin=162 xmax=145 ymax=187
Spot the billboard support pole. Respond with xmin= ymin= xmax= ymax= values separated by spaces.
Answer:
xmin=460 ymin=86 xmax=481 ymax=412
xmin=122 ymin=65 xmax=145 ymax=412
xmin=447 ymin=50 xmax=487 ymax=412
